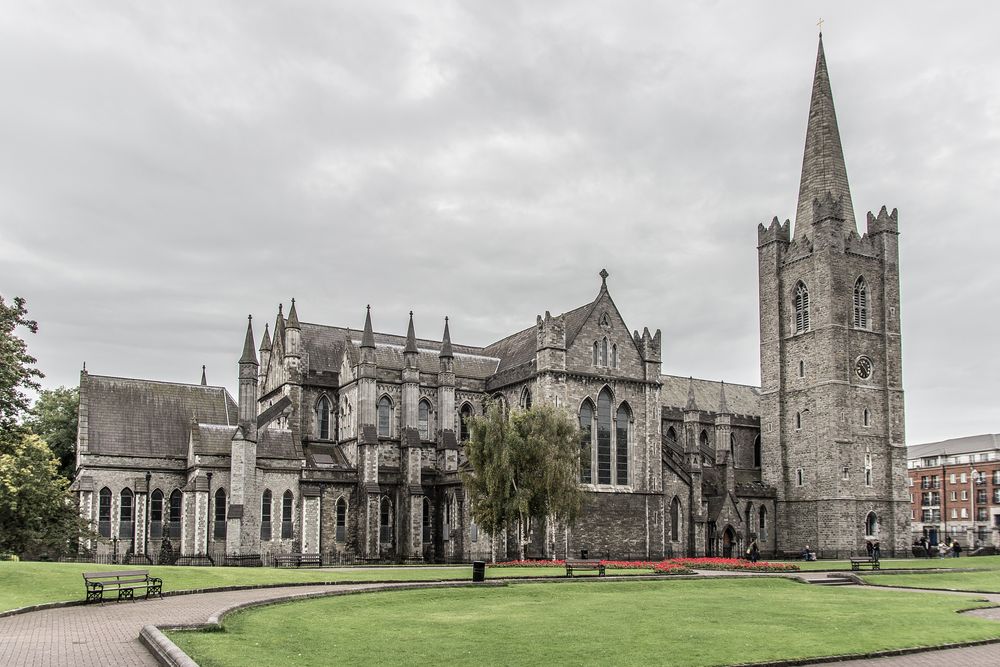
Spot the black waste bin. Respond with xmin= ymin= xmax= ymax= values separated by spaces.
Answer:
xmin=472 ymin=561 xmax=486 ymax=582
xmin=580 ymin=549 xmax=589 ymax=559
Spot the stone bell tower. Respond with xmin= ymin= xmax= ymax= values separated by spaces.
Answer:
xmin=757 ymin=34 xmax=909 ymax=558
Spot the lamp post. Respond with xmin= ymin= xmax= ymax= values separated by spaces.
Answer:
xmin=206 ymin=471 xmax=213 ymax=561
xmin=144 ymin=471 xmax=152 ymax=564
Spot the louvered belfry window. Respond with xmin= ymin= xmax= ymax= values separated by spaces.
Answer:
xmin=853 ymin=277 xmax=868 ymax=329
xmin=795 ymin=282 xmax=810 ymax=333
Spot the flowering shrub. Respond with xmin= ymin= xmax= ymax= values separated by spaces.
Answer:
xmin=491 ymin=559 xmax=566 ymax=568
xmin=668 ymin=557 xmax=799 ymax=572
xmin=651 ymin=561 xmax=695 ymax=575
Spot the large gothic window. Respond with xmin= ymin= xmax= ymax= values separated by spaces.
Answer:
xmin=670 ymin=497 xmax=681 ymax=541
xmin=316 ymin=395 xmax=332 ymax=440
xmin=597 ymin=388 xmax=613 ymax=484
xmin=418 ymin=400 xmax=431 ymax=440
xmin=261 ymin=490 xmax=272 ymax=541
xmin=119 ymin=488 xmax=134 ymax=539
xmin=795 ymin=282 xmax=810 ymax=333
xmin=865 ymin=511 xmax=878 ymax=537
xmin=379 ymin=496 xmax=393 ymax=545
xmin=853 ymin=277 xmax=868 ymax=329
xmin=460 ymin=403 xmax=473 ymax=442
xmin=98 ymin=487 xmax=112 ymax=538
xmin=579 ymin=400 xmax=594 ymax=484
xmin=615 ymin=403 xmax=630 ymax=485
xmin=377 ymin=396 xmax=392 ymax=437
xmin=150 ymin=489 xmax=164 ymax=539
xmin=600 ymin=338 xmax=609 ymax=366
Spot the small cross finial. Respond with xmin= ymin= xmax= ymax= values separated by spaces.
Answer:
xmin=599 ymin=268 xmax=609 ymax=287
xmin=817 ymin=17 xmax=824 ymax=33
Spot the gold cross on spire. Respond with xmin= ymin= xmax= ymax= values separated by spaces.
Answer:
xmin=817 ymin=17 xmax=824 ymax=33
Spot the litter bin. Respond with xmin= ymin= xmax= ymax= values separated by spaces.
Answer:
xmin=472 ymin=561 xmax=486 ymax=582
xmin=580 ymin=549 xmax=589 ymax=560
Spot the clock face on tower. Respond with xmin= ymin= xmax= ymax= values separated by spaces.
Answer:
xmin=855 ymin=356 xmax=873 ymax=380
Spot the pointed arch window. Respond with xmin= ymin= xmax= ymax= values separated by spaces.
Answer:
xmin=796 ymin=412 xmax=802 ymax=430
xmin=422 ymin=497 xmax=432 ymax=543
xmin=745 ymin=502 xmax=754 ymax=532
xmin=597 ymin=388 xmax=613 ymax=484
xmin=853 ymin=277 xmax=868 ymax=329
xmin=336 ymin=497 xmax=347 ymax=541
xmin=168 ymin=489 xmax=182 ymax=538
xmin=418 ymin=399 xmax=431 ymax=440
xmin=281 ymin=490 xmax=293 ymax=539
xmin=795 ymin=282 xmax=810 ymax=333
xmin=214 ymin=488 xmax=227 ymax=540
xmin=753 ymin=435 xmax=761 ymax=468
xmin=119 ymin=488 xmax=134 ymax=539
xmin=600 ymin=338 xmax=609 ymax=366
xmin=150 ymin=489 xmax=164 ymax=539
xmin=864 ymin=451 xmax=873 ymax=487
xmin=460 ymin=403 xmax=473 ymax=442
xmin=699 ymin=430 xmax=709 ymax=449
xmin=316 ymin=395 xmax=332 ymax=440
xmin=863 ymin=408 xmax=871 ymax=427
xmin=379 ymin=496 xmax=393 ymax=545
xmin=615 ymin=403 xmax=630 ymax=485
xmin=579 ymin=400 xmax=594 ymax=484
xmin=611 ymin=344 xmax=618 ymax=369
xmin=592 ymin=341 xmax=599 ymax=366
xmin=377 ymin=396 xmax=392 ymax=437
xmin=98 ymin=487 xmax=112 ymax=538
xmin=759 ymin=506 xmax=767 ymax=540
xmin=670 ymin=497 xmax=681 ymax=541
xmin=261 ymin=490 xmax=272 ymax=541
xmin=521 ymin=387 xmax=532 ymax=410
xmin=666 ymin=426 xmax=678 ymax=446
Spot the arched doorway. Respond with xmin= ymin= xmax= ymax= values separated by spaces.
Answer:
xmin=722 ymin=526 xmax=736 ymax=558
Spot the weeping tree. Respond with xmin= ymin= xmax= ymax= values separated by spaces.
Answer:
xmin=462 ymin=401 xmax=583 ymax=560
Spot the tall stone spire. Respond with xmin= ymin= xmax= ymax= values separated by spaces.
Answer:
xmin=286 ymin=298 xmax=300 ymax=330
xmin=361 ymin=305 xmax=375 ymax=349
xmin=439 ymin=316 xmax=453 ymax=359
xmin=794 ymin=33 xmax=856 ymax=236
xmin=239 ymin=315 xmax=258 ymax=365
xmin=404 ymin=311 xmax=418 ymax=354
xmin=258 ymin=322 xmax=271 ymax=352
xmin=718 ymin=381 xmax=728 ymax=414
xmin=685 ymin=376 xmax=698 ymax=412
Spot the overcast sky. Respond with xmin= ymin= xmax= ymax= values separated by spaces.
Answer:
xmin=2 ymin=2 xmax=998 ymax=445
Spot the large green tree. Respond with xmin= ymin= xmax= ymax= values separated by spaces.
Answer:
xmin=25 ymin=386 xmax=79 ymax=480
xmin=0 ymin=295 xmax=43 ymax=442
xmin=462 ymin=402 xmax=583 ymax=560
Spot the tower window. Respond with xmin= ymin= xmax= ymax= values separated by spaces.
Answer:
xmin=798 ymin=360 xmax=804 ymax=377
xmin=794 ymin=282 xmax=810 ymax=333
xmin=865 ymin=511 xmax=878 ymax=537
xmin=863 ymin=408 xmax=870 ymax=427
xmin=611 ymin=344 xmax=618 ymax=369
xmin=796 ymin=468 xmax=804 ymax=486
xmin=795 ymin=412 xmax=802 ymax=430
xmin=854 ymin=277 xmax=868 ymax=329
xmin=753 ymin=435 xmax=761 ymax=468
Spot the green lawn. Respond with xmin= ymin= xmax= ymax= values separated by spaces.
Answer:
xmin=861 ymin=570 xmax=1000 ymax=593
xmin=790 ymin=556 xmax=994 ymax=571
xmin=169 ymin=578 xmax=1000 ymax=667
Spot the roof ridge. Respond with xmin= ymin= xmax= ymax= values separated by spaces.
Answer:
xmin=88 ymin=374 xmax=230 ymax=390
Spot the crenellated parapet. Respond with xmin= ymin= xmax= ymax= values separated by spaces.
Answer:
xmin=535 ymin=310 xmax=566 ymax=372
xmin=757 ymin=216 xmax=791 ymax=247
xmin=866 ymin=205 xmax=899 ymax=237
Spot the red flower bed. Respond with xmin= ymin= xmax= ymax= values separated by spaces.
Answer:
xmin=491 ymin=559 xmax=566 ymax=568
xmin=599 ymin=560 xmax=660 ymax=569
xmin=651 ymin=561 xmax=695 ymax=575
xmin=668 ymin=557 xmax=799 ymax=572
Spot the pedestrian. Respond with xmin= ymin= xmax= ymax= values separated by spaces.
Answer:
xmin=747 ymin=537 xmax=760 ymax=563
xmin=952 ymin=539 xmax=962 ymax=558
xmin=937 ymin=541 xmax=950 ymax=558
xmin=865 ymin=540 xmax=874 ymax=559
xmin=872 ymin=540 xmax=881 ymax=562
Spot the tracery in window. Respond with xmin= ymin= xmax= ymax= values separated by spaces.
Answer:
xmin=795 ymin=282 xmax=810 ymax=333
xmin=418 ymin=399 xmax=431 ymax=440
xmin=98 ymin=487 xmax=112 ymax=538
xmin=579 ymin=400 xmax=594 ymax=484
xmin=853 ymin=277 xmax=868 ymax=329
xmin=316 ymin=395 xmax=331 ymax=440
xmin=597 ymin=388 xmax=613 ymax=484
xmin=119 ymin=488 xmax=134 ymax=539
xmin=615 ymin=403 xmax=630 ymax=485
xmin=459 ymin=403 xmax=473 ymax=442
xmin=377 ymin=396 xmax=392 ymax=437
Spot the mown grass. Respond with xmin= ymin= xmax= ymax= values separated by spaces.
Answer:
xmin=169 ymin=578 xmax=1000 ymax=667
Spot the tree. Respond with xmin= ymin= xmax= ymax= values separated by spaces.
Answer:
xmin=0 ymin=295 xmax=43 ymax=441
xmin=0 ymin=433 xmax=88 ymax=558
xmin=462 ymin=401 xmax=583 ymax=560
xmin=25 ymin=386 xmax=79 ymax=480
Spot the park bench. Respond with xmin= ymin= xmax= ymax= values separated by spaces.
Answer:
xmin=83 ymin=570 xmax=162 ymax=603
xmin=273 ymin=553 xmax=323 ymax=568
xmin=849 ymin=557 xmax=880 ymax=571
xmin=564 ymin=559 xmax=606 ymax=577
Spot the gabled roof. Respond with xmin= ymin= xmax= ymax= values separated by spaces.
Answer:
xmin=661 ymin=375 xmax=760 ymax=416
xmin=84 ymin=374 xmax=237 ymax=458
xmin=908 ymin=434 xmax=1000 ymax=460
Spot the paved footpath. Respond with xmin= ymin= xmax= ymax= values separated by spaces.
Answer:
xmin=2 ymin=574 xmax=1000 ymax=666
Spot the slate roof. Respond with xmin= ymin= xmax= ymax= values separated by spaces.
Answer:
xmin=84 ymin=374 xmax=237 ymax=458
xmin=482 ymin=301 xmax=595 ymax=373
xmin=660 ymin=375 xmax=760 ymax=416
xmin=908 ymin=434 xmax=1000 ymax=460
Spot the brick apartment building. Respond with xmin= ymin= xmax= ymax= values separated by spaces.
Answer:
xmin=907 ymin=434 xmax=1000 ymax=548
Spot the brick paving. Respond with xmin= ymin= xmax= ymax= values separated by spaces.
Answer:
xmin=1 ymin=575 xmax=999 ymax=666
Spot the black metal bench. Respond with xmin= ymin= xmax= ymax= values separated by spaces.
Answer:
xmin=565 ymin=559 xmax=606 ymax=577
xmin=273 ymin=553 xmax=322 ymax=568
xmin=83 ymin=570 xmax=162 ymax=603
xmin=850 ymin=557 xmax=880 ymax=571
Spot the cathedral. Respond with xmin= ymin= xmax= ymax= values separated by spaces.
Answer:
xmin=71 ymin=36 xmax=910 ymax=563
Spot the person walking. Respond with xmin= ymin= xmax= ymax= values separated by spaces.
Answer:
xmin=952 ymin=539 xmax=962 ymax=558
xmin=747 ymin=537 xmax=760 ymax=563
xmin=872 ymin=540 xmax=881 ymax=562
xmin=865 ymin=540 xmax=874 ymax=559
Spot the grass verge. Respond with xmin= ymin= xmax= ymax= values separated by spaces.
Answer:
xmin=167 ymin=578 xmax=1000 ymax=667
